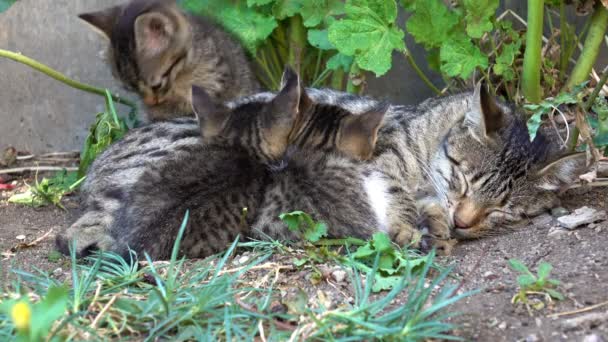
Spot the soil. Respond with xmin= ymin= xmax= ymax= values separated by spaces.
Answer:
xmin=1 ymin=173 xmax=607 ymax=341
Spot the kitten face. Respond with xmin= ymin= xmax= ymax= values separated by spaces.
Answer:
xmin=79 ymin=0 xmax=194 ymax=117
xmin=432 ymin=86 xmax=586 ymax=239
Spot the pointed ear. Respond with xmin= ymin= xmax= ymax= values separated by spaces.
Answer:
xmin=134 ymin=12 xmax=175 ymax=57
xmin=270 ymin=66 xmax=302 ymax=122
xmin=78 ymin=6 xmax=122 ymax=39
xmin=534 ymin=152 xmax=588 ymax=191
xmin=467 ymin=82 xmax=505 ymax=140
xmin=191 ymin=86 xmax=229 ymax=138
xmin=339 ymin=103 xmax=388 ymax=160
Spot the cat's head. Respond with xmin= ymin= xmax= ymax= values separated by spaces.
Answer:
xmin=433 ymin=84 xmax=587 ymax=239
xmin=192 ymin=67 xmax=387 ymax=162
xmin=79 ymin=0 xmax=193 ymax=117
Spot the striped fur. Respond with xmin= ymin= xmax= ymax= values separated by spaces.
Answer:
xmin=79 ymin=0 xmax=259 ymax=121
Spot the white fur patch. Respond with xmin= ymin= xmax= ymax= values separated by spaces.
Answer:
xmin=364 ymin=172 xmax=389 ymax=232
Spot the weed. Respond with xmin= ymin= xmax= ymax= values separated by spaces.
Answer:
xmin=508 ymin=259 xmax=564 ymax=313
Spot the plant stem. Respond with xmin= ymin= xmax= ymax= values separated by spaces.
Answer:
xmin=287 ymin=15 xmax=306 ymax=75
xmin=0 ymin=48 xmax=136 ymax=109
xmin=569 ymin=67 xmax=608 ymax=150
xmin=330 ymin=68 xmax=345 ymax=90
xmin=564 ymin=5 xmax=608 ymax=91
xmin=559 ymin=1 xmax=567 ymax=81
xmin=402 ymin=48 xmax=441 ymax=95
xmin=347 ymin=63 xmax=364 ymax=94
xmin=521 ymin=0 xmax=544 ymax=103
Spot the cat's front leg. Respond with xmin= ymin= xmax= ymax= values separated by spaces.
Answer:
xmin=417 ymin=198 xmax=457 ymax=255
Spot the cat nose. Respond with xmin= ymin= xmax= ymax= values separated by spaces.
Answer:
xmin=453 ymin=214 xmax=471 ymax=229
xmin=453 ymin=200 xmax=482 ymax=229
xmin=143 ymin=95 xmax=158 ymax=106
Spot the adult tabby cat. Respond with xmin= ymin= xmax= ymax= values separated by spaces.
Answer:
xmin=56 ymin=69 xmax=388 ymax=258
xmin=79 ymin=0 xmax=259 ymax=121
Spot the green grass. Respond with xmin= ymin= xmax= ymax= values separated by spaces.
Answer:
xmin=0 ymin=213 xmax=476 ymax=341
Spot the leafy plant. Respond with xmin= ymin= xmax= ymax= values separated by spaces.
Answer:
xmin=508 ymin=259 xmax=564 ymax=311
xmin=78 ymin=90 xmax=130 ymax=177
xmin=8 ymin=169 xmax=84 ymax=209
xmin=0 ymin=286 xmax=69 ymax=342
xmin=279 ymin=210 xmax=328 ymax=243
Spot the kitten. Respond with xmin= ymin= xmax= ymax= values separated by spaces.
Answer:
xmin=304 ymin=85 xmax=586 ymax=252
xmin=56 ymin=68 xmax=388 ymax=259
xmin=79 ymin=0 xmax=259 ymax=121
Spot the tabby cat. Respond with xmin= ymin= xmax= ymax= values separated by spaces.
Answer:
xmin=307 ymin=85 xmax=586 ymax=252
xmin=79 ymin=0 xmax=259 ymax=121
xmin=56 ymin=68 xmax=388 ymax=259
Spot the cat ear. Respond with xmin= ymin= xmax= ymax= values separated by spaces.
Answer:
xmin=78 ymin=6 xmax=122 ymax=39
xmin=270 ymin=66 xmax=302 ymax=121
xmin=467 ymin=82 xmax=505 ymax=140
xmin=191 ymin=86 xmax=229 ymax=138
xmin=134 ymin=12 xmax=176 ymax=57
xmin=339 ymin=103 xmax=388 ymax=160
xmin=534 ymin=152 xmax=588 ymax=191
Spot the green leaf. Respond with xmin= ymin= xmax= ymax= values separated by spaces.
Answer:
xmin=517 ymin=274 xmax=536 ymax=287
xmin=372 ymin=274 xmax=402 ymax=292
xmin=537 ymin=262 xmax=553 ymax=281
xmin=272 ymin=0 xmax=301 ymax=19
xmin=508 ymin=259 xmax=530 ymax=274
xmin=328 ymin=0 xmax=404 ymax=76
xmin=545 ymin=288 xmax=565 ymax=301
xmin=247 ymin=0 xmax=275 ymax=6
xmin=326 ymin=53 xmax=354 ymax=71
xmin=527 ymin=111 xmax=544 ymax=141
xmin=493 ymin=40 xmax=521 ymax=81
xmin=371 ymin=232 xmax=392 ymax=252
xmin=405 ymin=0 xmax=459 ymax=49
xmin=279 ymin=211 xmax=307 ymax=232
xmin=215 ymin=5 xmax=278 ymax=54
xmin=0 ymin=0 xmax=16 ymax=12
xmin=308 ymin=29 xmax=334 ymax=50
xmin=463 ymin=0 xmax=499 ymax=38
xmin=300 ymin=0 xmax=344 ymax=27
xmin=352 ymin=243 xmax=376 ymax=259
xmin=30 ymin=286 xmax=69 ymax=341
xmin=304 ymin=222 xmax=328 ymax=242
xmin=440 ymin=33 xmax=488 ymax=79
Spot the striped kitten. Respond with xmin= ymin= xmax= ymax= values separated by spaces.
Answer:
xmin=80 ymin=0 xmax=259 ymax=121
xmin=308 ymin=85 xmax=586 ymax=252
xmin=56 ymin=69 xmax=389 ymax=259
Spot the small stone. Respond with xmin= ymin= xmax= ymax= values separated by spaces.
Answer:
xmin=548 ymin=227 xmax=568 ymax=238
xmin=561 ymin=311 xmax=608 ymax=330
xmin=233 ymin=255 xmax=249 ymax=265
xmin=15 ymin=235 xmax=25 ymax=241
xmin=557 ymin=206 xmax=607 ymax=229
xmin=525 ymin=334 xmax=540 ymax=342
xmin=52 ymin=268 xmax=63 ymax=277
xmin=582 ymin=334 xmax=604 ymax=342
xmin=483 ymin=271 xmax=498 ymax=280
xmin=588 ymin=223 xmax=597 ymax=229
xmin=331 ymin=269 xmax=347 ymax=283
xmin=551 ymin=207 xmax=570 ymax=218
xmin=498 ymin=321 xmax=507 ymax=330
xmin=532 ymin=213 xmax=554 ymax=226
xmin=595 ymin=226 xmax=603 ymax=233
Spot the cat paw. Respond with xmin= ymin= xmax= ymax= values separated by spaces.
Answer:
xmin=56 ymin=224 xmax=117 ymax=258
xmin=390 ymin=224 xmax=424 ymax=248
xmin=419 ymin=235 xmax=457 ymax=256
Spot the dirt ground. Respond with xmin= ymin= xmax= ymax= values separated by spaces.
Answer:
xmin=1 ymin=174 xmax=607 ymax=341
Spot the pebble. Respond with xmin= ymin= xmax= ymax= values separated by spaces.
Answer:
xmin=582 ymin=334 xmax=605 ymax=342
xmin=52 ymin=268 xmax=63 ymax=277
xmin=525 ymin=334 xmax=539 ymax=342
xmin=331 ymin=269 xmax=347 ymax=283
xmin=532 ymin=213 xmax=554 ymax=226
xmin=234 ymin=255 xmax=249 ymax=265
xmin=548 ymin=227 xmax=568 ymax=238
xmin=561 ymin=311 xmax=608 ymax=330
xmin=15 ymin=234 xmax=26 ymax=241
xmin=557 ymin=206 xmax=607 ymax=229
xmin=498 ymin=321 xmax=507 ymax=330
xmin=551 ymin=207 xmax=569 ymax=218
xmin=595 ymin=226 xmax=603 ymax=233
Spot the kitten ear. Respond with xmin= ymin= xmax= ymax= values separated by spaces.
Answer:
xmin=78 ymin=6 xmax=122 ymax=39
xmin=467 ymin=82 xmax=505 ymax=140
xmin=534 ymin=152 xmax=588 ymax=191
xmin=134 ymin=12 xmax=175 ymax=57
xmin=191 ymin=86 xmax=229 ymax=138
xmin=270 ymin=66 xmax=302 ymax=121
xmin=339 ymin=104 xmax=388 ymax=160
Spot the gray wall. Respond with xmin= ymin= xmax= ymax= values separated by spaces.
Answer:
xmin=0 ymin=0 xmax=605 ymax=153
xmin=0 ymin=0 xmax=133 ymax=154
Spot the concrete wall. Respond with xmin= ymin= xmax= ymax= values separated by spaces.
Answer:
xmin=0 ymin=0 xmax=133 ymax=154
xmin=0 ymin=0 xmax=604 ymax=153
